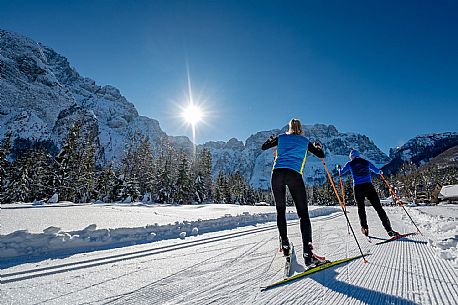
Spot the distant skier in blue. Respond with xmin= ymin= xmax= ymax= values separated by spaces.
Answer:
xmin=338 ymin=149 xmax=399 ymax=237
xmin=262 ymin=118 xmax=326 ymax=266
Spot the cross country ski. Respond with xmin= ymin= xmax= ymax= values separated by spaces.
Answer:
xmin=375 ymin=232 xmax=417 ymax=245
xmin=261 ymin=254 xmax=368 ymax=292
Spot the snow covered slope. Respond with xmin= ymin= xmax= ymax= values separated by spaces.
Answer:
xmin=383 ymin=133 xmax=458 ymax=175
xmin=0 ymin=29 xmax=169 ymax=161
xmin=427 ymin=145 xmax=458 ymax=169
xmin=202 ymin=124 xmax=390 ymax=188
xmin=0 ymin=29 xmax=390 ymax=188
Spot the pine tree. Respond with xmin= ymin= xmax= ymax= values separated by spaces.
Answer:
xmin=155 ymin=151 xmax=175 ymax=203
xmin=0 ymin=133 xmax=12 ymax=202
xmin=193 ymin=148 xmax=213 ymax=203
xmin=28 ymin=149 xmax=54 ymax=201
xmin=55 ymin=122 xmax=81 ymax=201
xmin=175 ymin=153 xmax=193 ymax=204
xmin=116 ymin=133 xmax=158 ymax=203
xmin=76 ymin=140 xmax=96 ymax=202
xmin=193 ymin=174 xmax=205 ymax=203
xmin=214 ymin=171 xmax=231 ymax=204
xmin=95 ymin=166 xmax=117 ymax=202
xmin=54 ymin=121 xmax=96 ymax=202
xmin=111 ymin=173 xmax=125 ymax=202
xmin=343 ymin=176 xmax=355 ymax=206
xmin=122 ymin=174 xmax=141 ymax=202
xmin=136 ymin=138 xmax=155 ymax=198
xmin=229 ymin=171 xmax=249 ymax=204
xmin=5 ymin=152 xmax=33 ymax=203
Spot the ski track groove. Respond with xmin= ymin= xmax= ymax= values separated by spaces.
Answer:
xmin=106 ymin=238 xmax=272 ymax=305
xmin=76 ymin=243 xmax=249 ymax=305
xmin=100 ymin=242 xmax=253 ymax=305
xmin=415 ymin=232 xmax=458 ymax=305
xmin=4 ymin=208 xmax=458 ymax=305
xmin=179 ymin=239 xmax=275 ymax=305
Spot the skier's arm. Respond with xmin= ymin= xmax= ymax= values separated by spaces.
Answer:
xmin=261 ymin=136 xmax=278 ymax=150
xmin=369 ymin=161 xmax=382 ymax=175
xmin=340 ymin=162 xmax=351 ymax=175
xmin=307 ymin=142 xmax=325 ymax=158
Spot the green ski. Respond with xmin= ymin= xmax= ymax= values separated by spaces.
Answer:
xmin=261 ymin=254 xmax=368 ymax=292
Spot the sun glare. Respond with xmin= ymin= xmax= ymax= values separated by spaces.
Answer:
xmin=182 ymin=103 xmax=203 ymax=126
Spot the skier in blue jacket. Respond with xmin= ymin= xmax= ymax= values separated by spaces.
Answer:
xmin=262 ymin=118 xmax=326 ymax=266
xmin=339 ymin=149 xmax=399 ymax=237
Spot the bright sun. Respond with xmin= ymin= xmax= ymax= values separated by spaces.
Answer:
xmin=182 ymin=103 xmax=203 ymax=126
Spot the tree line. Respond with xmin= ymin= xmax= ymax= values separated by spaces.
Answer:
xmin=308 ymin=161 xmax=458 ymax=206
xmin=1 ymin=123 xmax=456 ymax=205
xmin=0 ymin=122 xmax=271 ymax=205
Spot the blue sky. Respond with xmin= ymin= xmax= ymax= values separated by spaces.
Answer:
xmin=1 ymin=0 xmax=457 ymax=154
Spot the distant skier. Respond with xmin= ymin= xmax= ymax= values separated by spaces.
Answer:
xmin=338 ymin=149 xmax=399 ymax=237
xmin=261 ymin=118 xmax=326 ymax=266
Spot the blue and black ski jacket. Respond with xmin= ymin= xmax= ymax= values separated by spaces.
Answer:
xmin=261 ymin=133 xmax=324 ymax=175
xmin=340 ymin=157 xmax=381 ymax=186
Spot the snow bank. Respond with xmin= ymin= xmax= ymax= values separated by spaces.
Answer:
xmin=2 ymin=202 xmax=296 ymax=234
xmin=0 ymin=206 xmax=340 ymax=261
xmin=407 ymin=206 xmax=458 ymax=268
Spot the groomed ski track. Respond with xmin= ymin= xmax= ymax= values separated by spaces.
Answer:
xmin=2 ymin=207 xmax=457 ymax=305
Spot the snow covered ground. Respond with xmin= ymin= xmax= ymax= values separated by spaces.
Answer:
xmin=0 ymin=203 xmax=338 ymax=260
xmin=1 ymin=204 xmax=458 ymax=304
xmin=407 ymin=205 xmax=458 ymax=268
xmin=1 ymin=202 xmax=302 ymax=234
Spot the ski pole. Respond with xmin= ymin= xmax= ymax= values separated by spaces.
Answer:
xmin=380 ymin=174 xmax=422 ymax=235
xmin=321 ymin=158 xmax=368 ymax=263
xmin=338 ymin=171 xmax=350 ymax=235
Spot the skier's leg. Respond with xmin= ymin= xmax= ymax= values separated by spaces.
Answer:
xmin=271 ymin=169 xmax=288 ymax=242
xmin=367 ymin=183 xmax=392 ymax=232
xmin=354 ymin=184 xmax=369 ymax=231
xmin=286 ymin=170 xmax=311 ymax=245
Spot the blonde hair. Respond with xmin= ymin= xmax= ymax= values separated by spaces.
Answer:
xmin=287 ymin=118 xmax=303 ymax=135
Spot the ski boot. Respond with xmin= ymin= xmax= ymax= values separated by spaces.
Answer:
xmin=387 ymin=230 xmax=400 ymax=237
xmin=361 ymin=227 xmax=369 ymax=237
xmin=303 ymin=243 xmax=327 ymax=268
xmin=279 ymin=237 xmax=291 ymax=257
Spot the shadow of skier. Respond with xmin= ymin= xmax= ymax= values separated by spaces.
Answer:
xmin=310 ymin=267 xmax=419 ymax=305
xmin=369 ymin=235 xmax=428 ymax=245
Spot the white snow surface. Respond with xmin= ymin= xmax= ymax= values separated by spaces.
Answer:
xmin=439 ymin=185 xmax=458 ymax=201
xmin=0 ymin=203 xmax=339 ymax=260
xmin=2 ymin=203 xmax=305 ymax=234
xmin=407 ymin=205 xmax=458 ymax=268
xmin=2 ymin=205 xmax=458 ymax=305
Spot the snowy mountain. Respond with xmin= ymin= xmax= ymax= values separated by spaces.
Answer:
xmin=0 ymin=29 xmax=169 ymax=162
xmin=427 ymin=145 xmax=458 ymax=169
xmin=0 ymin=29 xmax=390 ymax=188
xmin=382 ymin=133 xmax=458 ymax=175
xmin=201 ymin=124 xmax=391 ymax=189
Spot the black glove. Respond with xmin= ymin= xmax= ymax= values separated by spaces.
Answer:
xmin=314 ymin=141 xmax=323 ymax=149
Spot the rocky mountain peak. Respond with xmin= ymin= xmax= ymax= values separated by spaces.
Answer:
xmin=383 ymin=132 xmax=458 ymax=175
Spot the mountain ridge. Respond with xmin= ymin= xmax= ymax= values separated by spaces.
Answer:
xmin=3 ymin=28 xmax=455 ymax=189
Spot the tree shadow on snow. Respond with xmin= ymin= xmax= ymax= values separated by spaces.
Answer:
xmin=310 ymin=267 xmax=419 ymax=305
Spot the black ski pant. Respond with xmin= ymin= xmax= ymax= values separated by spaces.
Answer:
xmin=353 ymin=182 xmax=392 ymax=232
xmin=271 ymin=168 xmax=311 ymax=246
